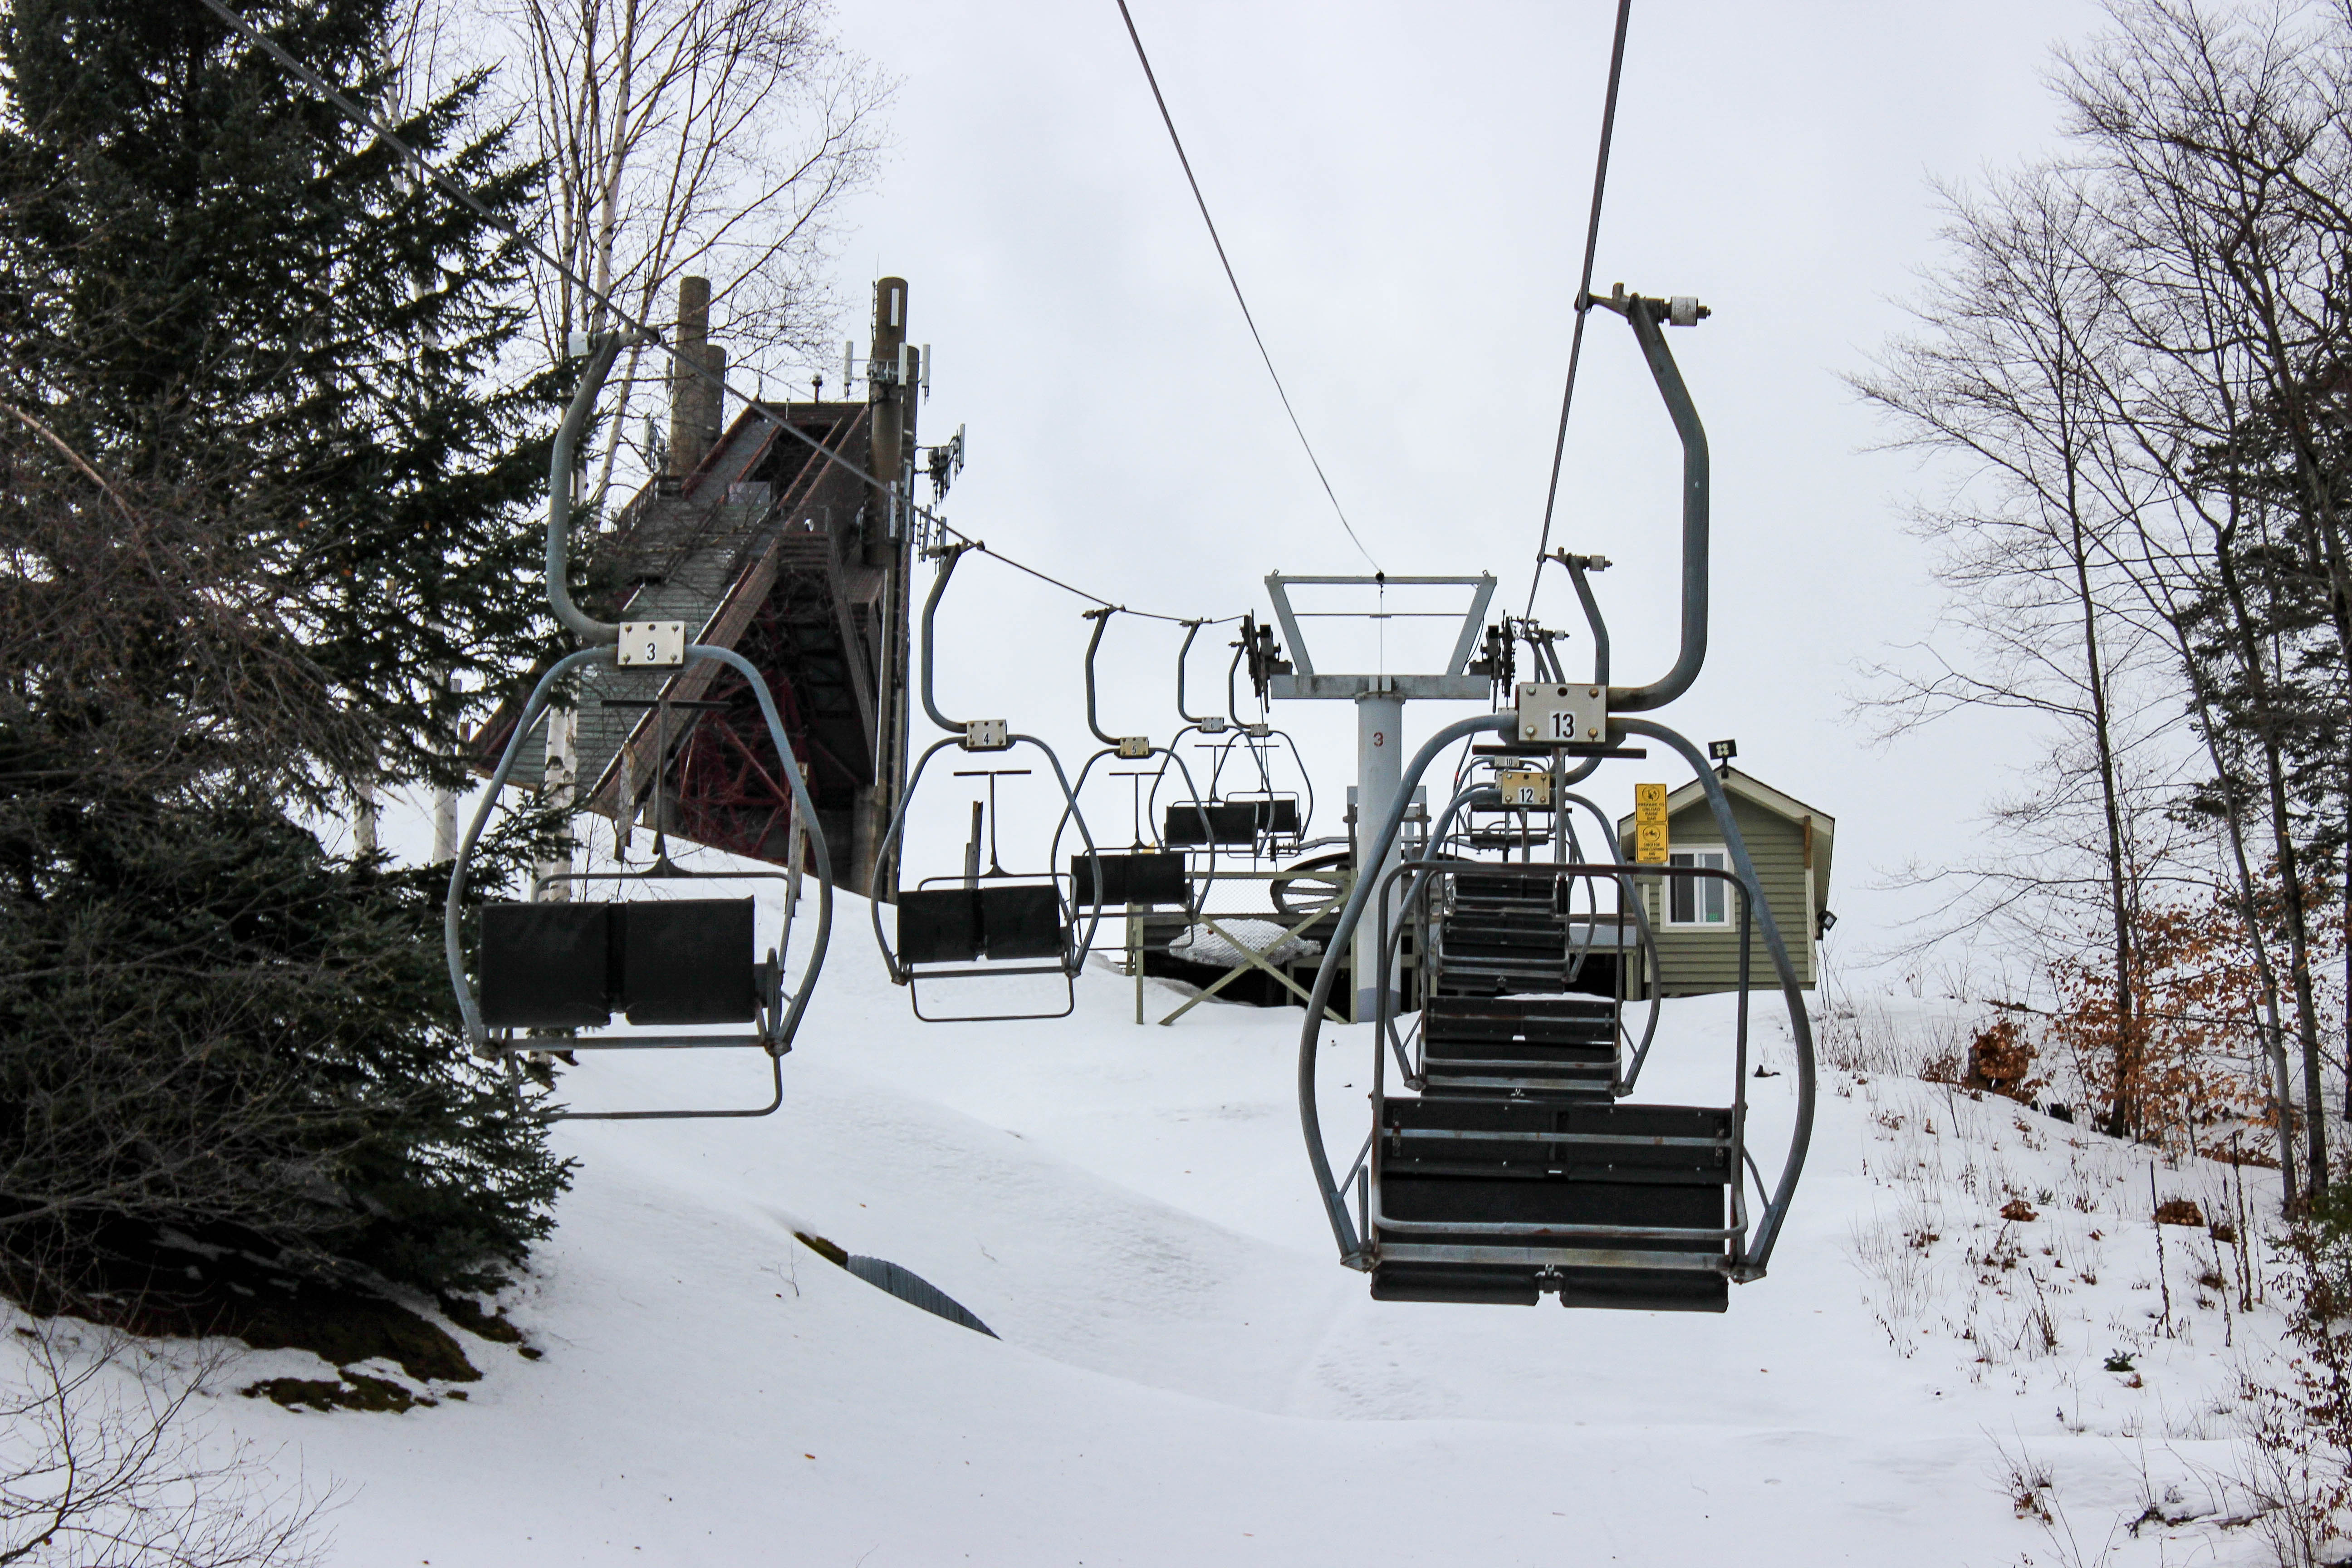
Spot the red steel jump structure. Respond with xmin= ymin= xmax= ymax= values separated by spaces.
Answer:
xmin=472 ymin=276 xmax=922 ymax=895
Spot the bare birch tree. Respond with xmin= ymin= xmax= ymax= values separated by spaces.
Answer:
xmin=501 ymin=0 xmax=890 ymax=511
xmin=1852 ymin=164 xmax=2196 ymax=1142
xmin=2053 ymin=0 xmax=2352 ymax=1190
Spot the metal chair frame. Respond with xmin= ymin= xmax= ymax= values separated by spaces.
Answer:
xmin=868 ymin=543 xmax=1104 ymax=1023
xmin=1359 ymin=858 xmax=1756 ymax=1282
xmin=1295 ymin=710 xmax=1817 ymax=1295
xmin=447 ymin=643 xmax=834 ymax=1121
xmin=872 ymin=734 xmax=1100 ymax=1023
xmin=445 ymin=331 xmax=833 ymax=1122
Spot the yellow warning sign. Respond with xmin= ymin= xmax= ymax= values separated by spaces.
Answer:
xmin=1633 ymin=783 xmax=1669 ymax=864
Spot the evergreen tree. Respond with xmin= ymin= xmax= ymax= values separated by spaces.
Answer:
xmin=0 ymin=784 xmax=569 ymax=1294
xmin=0 ymin=0 xmax=559 ymax=791
xmin=0 ymin=0 xmax=573 ymax=1303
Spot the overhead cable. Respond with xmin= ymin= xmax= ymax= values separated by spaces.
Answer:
xmin=1112 ymin=0 xmax=1380 ymax=573
xmin=938 ymin=534 xmax=1241 ymax=627
xmin=1524 ymin=0 xmax=1634 ymax=617
xmin=188 ymin=0 xmax=1228 ymax=631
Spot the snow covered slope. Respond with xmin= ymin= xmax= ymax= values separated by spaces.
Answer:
xmin=150 ymin=887 xmax=2302 ymax=1565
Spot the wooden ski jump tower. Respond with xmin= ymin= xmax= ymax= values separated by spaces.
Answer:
xmin=473 ymin=277 xmax=924 ymax=895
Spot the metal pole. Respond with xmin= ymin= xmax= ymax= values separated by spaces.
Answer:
xmin=868 ymin=277 xmax=907 ymax=557
xmin=1130 ymin=902 xmax=1144 ymax=1025
xmin=1352 ymin=690 xmax=1404 ymax=1021
xmin=1298 ymin=712 xmax=1511 ymax=1264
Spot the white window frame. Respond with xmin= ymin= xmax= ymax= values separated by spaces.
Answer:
xmin=1664 ymin=845 xmax=1731 ymax=927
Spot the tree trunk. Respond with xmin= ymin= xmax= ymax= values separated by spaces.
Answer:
xmin=2216 ymin=553 xmax=2331 ymax=1194
xmin=2068 ymin=504 xmax=2138 ymax=1138
xmin=2178 ymin=649 xmax=2299 ymax=1203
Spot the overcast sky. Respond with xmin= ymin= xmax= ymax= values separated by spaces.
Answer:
xmin=381 ymin=0 xmax=2128 ymax=990
xmin=789 ymin=0 xmax=2117 ymax=986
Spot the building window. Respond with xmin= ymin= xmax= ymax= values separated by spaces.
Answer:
xmin=1667 ymin=848 xmax=1729 ymax=926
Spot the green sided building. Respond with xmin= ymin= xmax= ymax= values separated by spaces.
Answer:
xmin=1614 ymin=766 xmax=1834 ymax=998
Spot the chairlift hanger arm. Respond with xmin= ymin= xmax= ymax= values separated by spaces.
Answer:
xmin=1545 ymin=551 xmax=1612 ymax=688
xmin=1080 ymin=607 xmax=1123 ymax=748
xmin=1514 ymin=620 xmax=1568 ymax=685
xmin=918 ymin=543 xmax=979 ymax=735
xmin=1533 ymin=555 xmax=1614 ymax=786
xmin=1581 ymin=289 xmax=1708 ymax=713
xmin=548 ymin=332 xmax=654 ymax=646
xmin=1175 ymin=620 xmax=1213 ymax=726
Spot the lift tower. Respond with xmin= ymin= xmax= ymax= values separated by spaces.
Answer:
xmin=1261 ymin=573 xmax=1496 ymax=1020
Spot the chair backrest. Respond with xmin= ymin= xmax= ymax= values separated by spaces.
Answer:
xmin=1254 ymin=797 xmax=1301 ymax=836
xmin=478 ymin=897 xmax=758 ymax=1030
xmin=978 ymin=884 xmax=1064 ymax=960
xmin=897 ymin=883 xmax=1067 ymax=963
xmin=897 ymin=887 xmax=982 ymax=964
xmin=1071 ymin=851 xmax=1190 ymax=908
xmin=1163 ymin=802 xmax=1258 ymax=846
xmin=619 ymin=900 xmax=758 ymax=1025
xmin=481 ymin=903 xmax=612 ymax=1029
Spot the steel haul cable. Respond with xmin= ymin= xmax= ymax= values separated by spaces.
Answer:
xmin=1524 ymin=0 xmax=1635 ymax=616
xmin=1113 ymin=0 xmax=1379 ymax=573
xmin=189 ymin=0 xmax=1226 ymax=630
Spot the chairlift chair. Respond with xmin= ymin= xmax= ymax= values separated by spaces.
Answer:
xmin=869 ymin=543 xmax=1107 ymax=1022
xmin=1053 ymin=605 xmax=1231 ymax=915
xmin=447 ymin=333 xmax=834 ymax=1120
xmin=1294 ymin=289 xmax=1817 ymax=1311
xmin=1150 ymin=616 xmax=1315 ymax=861
xmin=1378 ymin=766 xmax=1654 ymax=1096
xmin=1316 ymin=709 xmax=1805 ymax=1312
xmin=1202 ymin=729 xmax=1310 ymax=853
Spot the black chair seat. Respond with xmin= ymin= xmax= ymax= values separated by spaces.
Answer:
xmin=1370 ymin=1262 xmax=1727 ymax=1312
xmin=479 ymin=897 xmax=758 ymax=1029
xmin=1229 ymin=797 xmax=1299 ymax=836
xmin=620 ymin=900 xmax=757 ymax=1025
xmin=1368 ymin=1097 xmax=1735 ymax=1314
xmin=1072 ymin=852 xmax=1189 ymax=907
xmin=1163 ymin=802 xmax=1257 ymax=845
xmin=1380 ymin=1171 xmax=1725 ymax=1230
xmin=1425 ymin=996 xmax=1617 ymax=1045
xmin=1369 ymin=1265 xmax=1540 ymax=1306
xmin=1380 ymin=1097 xmax=1733 ymax=1181
xmin=897 ymin=888 xmax=982 ymax=964
xmin=481 ymin=903 xmax=612 ymax=1029
xmin=980 ymin=883 xmax=1064 ymax=960
xmin=898 ymin=883 xmax=1068 ymax=963
xmin=1451 ymin=872 xmax=1564 ymax=906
